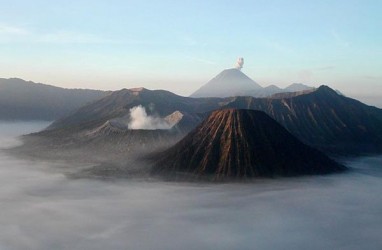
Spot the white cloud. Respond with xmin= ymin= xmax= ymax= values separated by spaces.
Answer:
xmin=331 ymin=29 xmax=350 ymax=48
xmin=0 ymin=23 xmax=29 ymax=35
xmin=0 ymin=23 xmax=117 ymax=45
xmin=186 ymin=56 xmax=217 ymax=65
xmin=256 ymin=36 xmax=293 ymax=55
xmin=180 ymin=35 xmax=197 ymax=46
xmin=36 ymin=31 xmax=117 ymax=44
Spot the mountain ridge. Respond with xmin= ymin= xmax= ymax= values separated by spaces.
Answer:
xmin=190 ymin=69 xmax=313 ymax=98
xmin=152 ymin=109 xmax=345 ymax=180
xmin=0 ymin=78 xmax=108 ymax=120
xmin=33 ymin=85 xmax=382 ymax=156
xmin=223 ymin=85 xmax=382 ymax=154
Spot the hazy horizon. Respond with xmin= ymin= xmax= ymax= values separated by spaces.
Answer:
xmin=2 ymin=75 xmax=382 ymax=108
xmin=1 ymin=0 xmax=381 ymax=104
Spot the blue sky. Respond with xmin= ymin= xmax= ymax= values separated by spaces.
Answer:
xmin=0 ymin=0 xmax=381 ymax=104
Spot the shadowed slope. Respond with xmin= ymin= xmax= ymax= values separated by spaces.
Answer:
xmin=47 ymin=87 xmax=221 ymax=132
xmin=223 ymin=86 xmax=382 ymax=154
xmin=38 ymin=85 xmax=382 ymax=156
xmin=0 ymin=78 xmax=107 ymax=120
xmin=152 ymin=109 xmax=345 ymax=180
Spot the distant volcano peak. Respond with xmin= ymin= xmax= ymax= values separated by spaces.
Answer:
xmin=190 ymin=68 xmax=262 ymax=98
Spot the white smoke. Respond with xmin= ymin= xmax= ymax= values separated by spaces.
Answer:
xmin=235 ymin=57 xmax=244 ymax=70
xmin=128 ymin=105 xmax=171 ymax=130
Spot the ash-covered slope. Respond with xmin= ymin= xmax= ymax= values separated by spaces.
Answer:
xmin=152 ymin=109 xmax=345 ymax=180
xmin=40 ymin=85 xmax=382 ymax=156
xmin=47 ymin=87 xmax=220 ymax=132
xmin=0 ymin=78 xmax=107 ymax=120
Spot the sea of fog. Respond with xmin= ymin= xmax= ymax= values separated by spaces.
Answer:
xmin=0 ymin=122 xmax=382 ymax=250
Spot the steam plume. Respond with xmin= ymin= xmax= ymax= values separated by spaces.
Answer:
xmin=235 ymin=57 xmax=244 ymax=70
xmin=128 ymin=105 xmax=171 ymax=130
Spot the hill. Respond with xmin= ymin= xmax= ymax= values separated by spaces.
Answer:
xmin=35 ymin=85 xmax=382 ymax=156
xmin=0 ymin=78 xmax=107 ymax=120
xmin=152 ymin=109 xmax=345 ymax=180
xmin=223 ymin=86 xmax=382 ymax=154
xmin=47 ymin=87 xmax=221 ymax=131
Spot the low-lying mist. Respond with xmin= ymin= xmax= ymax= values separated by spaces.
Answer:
xmin=0 ymin=122 xmax=382 ymax=250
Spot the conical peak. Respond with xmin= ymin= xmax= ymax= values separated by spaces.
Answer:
xmin=190 ymin=69 xmax=262 ymax=98
xmin=310 ymin=85 xmax=340 ymax=99
xmin=316 ymin=85 xmax=336 ymax=93
xmin=152 ymin=108 xmax=345 ymax=180
xmin=216 ymin=68 xmax=251 ymax=79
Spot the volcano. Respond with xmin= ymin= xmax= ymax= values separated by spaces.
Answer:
xmin=190 ymin=68 xmax=262 ymax=98
xmin=190 ymin=68 xmax=313 ymax=98
xmin=152 ymin=109 xmax=345 ymax=180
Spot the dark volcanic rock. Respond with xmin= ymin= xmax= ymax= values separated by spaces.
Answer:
xmin=152 ymin=109 xmax=345 ymax=180
xmin=223 ymin=86 xmax=382 ymax=155
xmin=47 ymin=87 xmax=221 ymax=131
xmin=37 ymin=85 xmax=382 ymax=156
